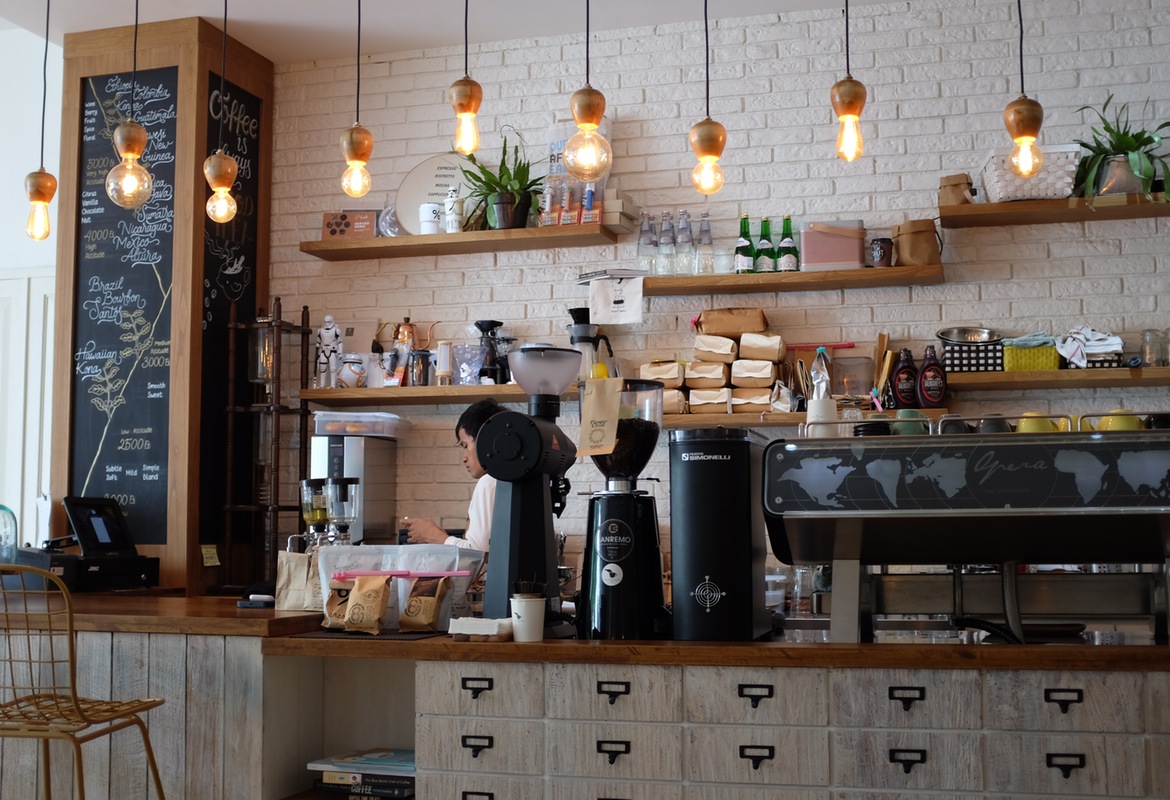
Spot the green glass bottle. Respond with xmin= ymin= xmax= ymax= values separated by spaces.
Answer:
xmin=777 ymin=214 xmax=800 ymax=272
xmin=755 ymin=217 xmax=777 ymax=272
xmin=733 ymin=214 xmax=755 ymax=274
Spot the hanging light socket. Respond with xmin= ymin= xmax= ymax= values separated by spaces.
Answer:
xmin=830 ymin=75 xmax=867 ymax=162
xmin=25 ymin=168 xmax=57 ymax=240
xmin=203 ymin=149 xmax=239 ymax=223
xmin=689 ymin=117 xmax=726 ymax=195
xmin=1004 ymin=93 xmax=1045 ymax=177
xmin=340 ymin=123 xmax=374 ymax=198
xmin=106 ymin=120 xmax=154 ymax=209
xmin=449 ymin=75 xmax=483 ymax=155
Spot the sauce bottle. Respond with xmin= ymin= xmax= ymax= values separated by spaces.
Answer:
xmin=891 ymin=348 xmax=918 ymax=408
xmin=916 ymin=345 xmax=947 ymax=408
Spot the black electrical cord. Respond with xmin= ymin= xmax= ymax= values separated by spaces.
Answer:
xmin=130 ymin=0 xmax=139 ymax=121
xmin=1016 ymin=0 xmax=1026 ymax=96
xmin=463 ymin=0 xmax=469 ymax=77
xmin=844 ymin=0 xmax=851 ymax=76
xmin=703 ymin=0 xmax=710 ymax=118
xmin=38 ymin=0 xmax=50 ymax=169
xmin=216 ymin=0 xmax=227 ymax=149
xmin=584 ymin=0 xmax=591 ymax=85
xmin=355 ymin=0 xmax=362 ymax=123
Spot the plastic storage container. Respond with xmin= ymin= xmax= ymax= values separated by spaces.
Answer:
xmin=313 ymin=411 xmax=408 ymax=439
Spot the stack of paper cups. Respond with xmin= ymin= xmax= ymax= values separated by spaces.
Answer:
xmin=806 ymin=397 xmax=839 ymax=438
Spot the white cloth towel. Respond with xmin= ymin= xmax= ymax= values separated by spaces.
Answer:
xmin=1056 ymin=324 xmax=1124 ymax=368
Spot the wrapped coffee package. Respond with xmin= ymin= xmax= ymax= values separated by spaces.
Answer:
xmin=694 ymin=307 xmax=768 ymax=338
xmin=663 ymin=388 xmax=688 ymax=415
xmin=321 ymin=578 xmax=354 ymax=630
xmin=344 ymin=574 xmax=393 ymax=635
xmin=693 ymin=334 xmax=737 ymax=364
xmin=739 ymin=332 xmax=787 ymax=362
xmin=689 ymin=387 xmax=731 ymax=414
xmin=684 ymin=361 xmax=729 ymax=389
xmin=731 ymin=359 xmax=777 ymax=388
xmin=639 ymin=360 xmax=684 ymax=389
xmin=731 ymin=388 xmax=771 ymax=414
xmin=399 ymin=575 xmax=453 ymax=632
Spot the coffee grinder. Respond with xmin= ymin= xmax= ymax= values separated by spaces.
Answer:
xmin=479 ymin=344 xmax=581 ymax=626
xmin=577 ymin=379 xmax=672 ymax=640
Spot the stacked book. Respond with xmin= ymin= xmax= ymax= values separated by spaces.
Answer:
xmin=307 ymin=748 xmax=415 ymax=799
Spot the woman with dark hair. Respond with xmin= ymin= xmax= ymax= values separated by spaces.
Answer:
xmin=401 ymin=398 xmax=502 ymax=551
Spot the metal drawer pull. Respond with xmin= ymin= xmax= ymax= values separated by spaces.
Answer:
xmin=1044 ymin=687 xmax=1084 ymax=714
xmin=888 ymin=685 xmax=926 ymax=711
xmin=1046 ymin=752 xmax=1086 ymax=779
xmin=461 ymin=677 xmax=494 ymax=699
xmin=461 ymin=793 xmax=493 ymax=800
xmin=460 ymin=735 xmax=494 ymax=758
xmin=889 ymin=748 xmax=927 ymax=774
xmin=596 ymin=739 xmax=631 ymax=765
xmin=596 ymin=680 xmax=631 ymax=705
xmin=737 ymin=683 xmax=775 ymax=709
xmin=738 ymin=744 xmax=775 ymax=770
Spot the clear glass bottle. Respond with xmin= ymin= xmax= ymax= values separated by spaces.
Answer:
xmin=755 ymin=216 xmax=777 ymax=272
xmin=675 ymin=209 xmax=695 ymax=276
xmin=657 ymin=210 xmax=676 ymax=277
xmin=734 ymin=214 xmax=755 ymax=274
xmin=636 ymin=211 xmax=657 ymax=275
xmin=696 ymin=211 xmax=715 ymax=275
xmin=777 ymin=214 xmax=800 ymax=272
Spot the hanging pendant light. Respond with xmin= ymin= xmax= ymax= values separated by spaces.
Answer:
xmin=562 ymin=0 xmax=612 ymax=183
xmin=690 ymin=0 xmax=726 ymax=195
xmin=106 ymin=0 xmax=154 ymax=209
xmin=340 ymin=0 xmax=373 ymax=198
xmin=829 ymin=0 xmax=866 ymax=162
xmin=449 ymin=0 xmax=482 ymax=155
xmin=25 ymin=0 xmax=56 ymax=240
xmin=1004 ymin=0 xmax=1044 ymax=178
xmin=204 ymin=0 xmax=239 ymax=223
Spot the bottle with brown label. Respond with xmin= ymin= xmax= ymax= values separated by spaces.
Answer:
xmin=916 ymin=344 xmax=947 ymax=408
xmin=891 ymin=348 xmax=918 ymax=408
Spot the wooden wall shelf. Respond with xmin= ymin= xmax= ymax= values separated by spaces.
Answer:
xmin=664 ymin=408 xmax=950 ymax=430
xmin=299 ymin=223 xmax=619 ymax=261
xmin=301 ymin=384 xmax=551 ymax=407
xmin=939 ymin=193 xmax=1169 ymax=228
xmin=947 ymin=367 xmax=1170 ymax=391
xmin=642 ymin=263 xmax=944 ymax=296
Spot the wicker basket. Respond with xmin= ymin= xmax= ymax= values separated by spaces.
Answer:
xmin=1004 ymin=345 xmax=1060 ymax=372
xmin=980 ymin=144 xmax=1082 ymax=203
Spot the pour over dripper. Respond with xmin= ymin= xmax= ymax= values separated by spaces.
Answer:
xmin=589 ymin=379 xmax=663 ymax=490
xmin=566 ymin=307 xmax=613 ymax=380
xmin=474 ymin=319 xmax=503 ymax=384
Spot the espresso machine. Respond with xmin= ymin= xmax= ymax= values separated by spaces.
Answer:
xmin=577 ymin=379 xmax=672 ymax=640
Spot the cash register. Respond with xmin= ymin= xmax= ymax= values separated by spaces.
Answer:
xmin=15 ymin=497 xmax=160 ymax=591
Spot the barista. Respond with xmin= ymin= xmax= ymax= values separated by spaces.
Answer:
xmin=401 ymin=399 xmax=501 ymax=551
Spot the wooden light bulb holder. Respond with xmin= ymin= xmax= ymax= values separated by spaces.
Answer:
xmin=203 ymin=150 xmax=238 ymax=191
xmin=689 ymin=117 xmax=727 ymax=160
xmin=340 ymin=123 xmax=374 ymax=164
xmin=113 ymin=120 xmax=149 ymax=160
xmin=830 ymin=75 xmax=867 ymax=119
xmin=570 ymin=84 xmax=606 ymax=130
xmin=25 ymin=168 xmax=58 ymax=204
xmin=1004 ymin=94 xmax=1044 ymax=142
xmin=449 ymin=75 xmax=483 ymax=116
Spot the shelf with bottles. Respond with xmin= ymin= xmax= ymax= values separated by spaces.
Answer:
xmin=663 ymin=407 xmax=951 ymax=430
xmin=301 ymin=383 xmax=577 ymax=408
xmin=641 ymin=263 xmax=944 ymax=296
xmin=938 ymin=192 xmax=1169 ymax=228
xmin=946 ymin=366 xmax=1170 ymax=391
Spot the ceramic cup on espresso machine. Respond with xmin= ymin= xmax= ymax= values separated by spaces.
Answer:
xmin=577 ymin=379 xmax=672 ymax=640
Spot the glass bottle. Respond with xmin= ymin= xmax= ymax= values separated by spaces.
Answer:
xmin=777 ymin=214 xmax=800 ymax=272
xmin=734 ymin=214 xmax=755 ymax=274
xmin=891 ymin=348 xmax=919 ymax=409
xmin=675 ymin=209 xmax=695 ymax=276
xmin=916 ymin=345 xmax=947 ymax=408
xmin=657 ymin=210 xmax=676 ymax=276
xmin=636 ymin=211 xmax=657 ymax=275
xmin=755 ymin=216 xmax=777 ymax=272
xmin=696 ymin=211 xmax=715 ymax=275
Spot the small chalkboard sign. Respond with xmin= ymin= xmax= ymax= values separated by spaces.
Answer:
xmin=70 ymin=67 xmax=178 ymax=546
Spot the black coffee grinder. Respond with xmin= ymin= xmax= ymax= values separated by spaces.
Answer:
xmin=577 ymin=379 xmax=672 ymax=640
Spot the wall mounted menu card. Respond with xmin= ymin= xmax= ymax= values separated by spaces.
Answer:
xmin=70 ymin=67 xmax=178 ymax=546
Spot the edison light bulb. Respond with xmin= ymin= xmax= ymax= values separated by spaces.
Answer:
xmin=454 ymin=114 xmax=480 ymax=156
xmin=1009 ymin=139 xmax=1044 ymax=178
xmin=24 ymin=168 xmax=56 ymax=241
xmin=26 ymin=201 xmax=51 ymax=240
xmin=206 ymin=189 xmax=238 ymax=223
xmin=563 ymin=129 xmax=613 ymax=183
xmin=341 ymin=163 xmax=371 ymax=198
xmin=691 ymin=158 xmax=725 ymax=195
xmin=836 ymin=115 xmax=864 ymax=162
xmin=106 ymin=158 xmax=154 ymax=209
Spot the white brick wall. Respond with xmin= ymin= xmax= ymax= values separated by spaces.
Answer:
xmin=269 ymin=0 xmax=1170 ymax=550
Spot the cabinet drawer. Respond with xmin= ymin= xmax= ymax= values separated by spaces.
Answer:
xmin=551 ymin=778 xmax=680 ymax=800
xmin=985 ymin=732 xmax=1145 ymax=796
xmin=1150 ymin=735 xmax=1170 ymax=796
xmin=415 ymin=660 xmax=544 ymax=718
xmin=830 ymin=668 xmax=981 ymax=729
xmin=831 ymin=730 xmax=982 ymax=792
xmin=546 ymin=663 xmax=681 ymax=722
xmin=1149 ymin=672 xmax=1170 ymax=733
xmin=416 ymin=770 xmax=545 ymax=800
xmin=547 ymin=720 xmax=681 ymax=781
xmin=684 ymin=787 xmax=828 ymax=800
xmin=416 ymin=716 xmax=543 ymax=775
xmin=684 ymin=666 xmax=827 ymax=726
xmin=833 ymin=794 xmax=979 ymax=800
xmin=687 ymin=725 xmax=829 ymax=787
xmin=984 ymin=670 xmax=1143 ymax=732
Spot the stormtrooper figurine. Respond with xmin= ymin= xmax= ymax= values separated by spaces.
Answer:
xmin=315 ymin=314 xmax=344 ymax=388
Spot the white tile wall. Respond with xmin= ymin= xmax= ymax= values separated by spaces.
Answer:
xmin=268 ymin=0 xmax=1170 ymax=549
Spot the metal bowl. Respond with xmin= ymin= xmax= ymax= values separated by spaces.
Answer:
xmin=936 ymin=326 xmax=1003 ymax=345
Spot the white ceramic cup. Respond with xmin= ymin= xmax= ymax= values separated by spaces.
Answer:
xmin=510 ymin=596 xmax=545 ymax=642
xmin=418 ymin=203 xmax=442 ymax=234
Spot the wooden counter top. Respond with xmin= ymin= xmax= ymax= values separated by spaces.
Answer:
xmin=261 ymin=634 xmax=1170 ymax=671
xmin=69 ymin=594 xmax=323 ymax=637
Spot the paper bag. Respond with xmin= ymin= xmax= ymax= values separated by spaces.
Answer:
xmin=692 ymin=334 xmax=738 ymax=364
xmin=276 ymin=549 xmax=323 ymax=612
xmin=694 ymin=307 xmax=768 ymax=338
xmin=892 ymin=219 xmax=942 ymax=266
xmin=684 ymin=361 xmax=729 ymax=389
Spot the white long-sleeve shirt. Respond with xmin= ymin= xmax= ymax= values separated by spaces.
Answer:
xmin=445 ymin=473 xmax=496 ymax=552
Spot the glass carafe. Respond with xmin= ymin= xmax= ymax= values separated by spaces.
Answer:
xmin=298 ymin=478 xmax=328 ymax=548
xmin=324 ymin=477 xmax=360 ymax=545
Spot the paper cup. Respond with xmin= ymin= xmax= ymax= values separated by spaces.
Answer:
xmin=510 ymin=596 xmax=546 ymax=642
xmin=418 ymin=203 xmax=442 ymax=234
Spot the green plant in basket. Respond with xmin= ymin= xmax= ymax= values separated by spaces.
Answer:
xmin=459 ymin=136 xmax=544 ymax=230
xmin=1073 ymin=93 xmax=1170 ymax=201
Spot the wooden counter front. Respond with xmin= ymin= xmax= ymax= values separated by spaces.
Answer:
xmin=68 ymin=594 xmax=323 ymax=637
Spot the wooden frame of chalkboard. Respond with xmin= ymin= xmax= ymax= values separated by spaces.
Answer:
xmin=51 ymin=18 xmax=274 ymax=594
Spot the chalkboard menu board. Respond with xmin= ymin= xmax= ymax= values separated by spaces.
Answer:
xmin=71 ymin=67 xmax=178 ymax=546
xmin=200 ymin=72 xmax=262 ymax=542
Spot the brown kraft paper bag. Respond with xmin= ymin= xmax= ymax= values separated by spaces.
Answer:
xmin=892 ymin=219 xmax=942 ymax=266
xmin=344 ymin=574 xmax=393 ymax=635
xmin=276 ymin=549 xmax=323 ymax=612
xmin=322 ymin=578 xmax=354 ymax=630
xmin=399 ymin=575 xmax=453 ymax=632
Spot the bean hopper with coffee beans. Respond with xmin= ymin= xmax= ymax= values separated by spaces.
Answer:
xmin=577 ymin=379 xmax=672 ymax=640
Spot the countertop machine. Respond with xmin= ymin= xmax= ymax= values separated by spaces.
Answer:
xmin=762 ymin=424 xmax=1170 ymax=644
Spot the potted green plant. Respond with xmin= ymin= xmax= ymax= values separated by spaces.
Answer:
xmin=459 ymin=137 xmax=544 ymax=230
xmin=1073 ymin=93 xmax=1170 ymax=201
